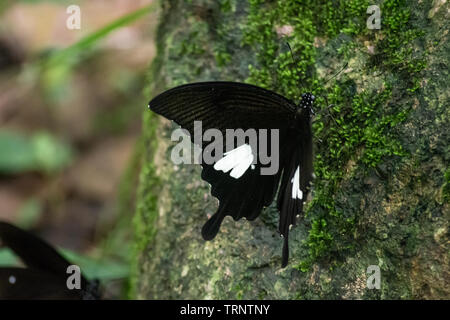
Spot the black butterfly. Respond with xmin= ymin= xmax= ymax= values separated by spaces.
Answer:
xmin=0 ymin=221 xmax=100 ymax=299
xmin=148 ymin=82 xmax=315 ymax=267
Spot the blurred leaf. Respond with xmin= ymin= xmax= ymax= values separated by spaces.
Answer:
xmin=61 ymin=249 xmax=129 ymax=281
xmin=0 ymin=249 xmax=18 ymax=267
xmin=0 ymin=130 xmax=73 ymax=174
xmin=17 ymin=198 xmax=43 ymax=229
xmin=0 ymin=247 xmax=128 ymax=281
xmin=32 ymin=132 xmax=73 ymax=172
xmin=0 ymin=131 xmax=35 ymax=173
xmin=0 ymin=2 xmax=11 ymax=14
xmin=51 ymin=3 xmax=155 ymax=61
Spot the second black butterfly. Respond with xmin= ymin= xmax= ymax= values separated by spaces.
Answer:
xmin=0 ymin=221 xmax=100 ymax=299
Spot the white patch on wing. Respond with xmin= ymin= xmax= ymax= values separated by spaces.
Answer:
xmin=213 ymin=144 xmax=254 ymax=179
xmin=291 ymin=166 xmax=303 ymax=199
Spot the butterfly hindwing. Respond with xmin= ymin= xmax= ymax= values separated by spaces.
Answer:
xmin=0 ymin=267 xmax=82 ymax=300
xmin=200 ymin=128 xmax=296 ymax=241
xmin=0 ymin=222 xmax=71 ymax=275
xmin=200 ymin=159 xmax=283 ymax=240
xmin=276 ymin=120 xmax=314 ymax=267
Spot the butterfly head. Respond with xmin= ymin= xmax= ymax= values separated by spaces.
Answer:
xmin=298 ymin=93 xmax=315 ymax=118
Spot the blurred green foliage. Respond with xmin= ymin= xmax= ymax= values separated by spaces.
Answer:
xmin=61 ymin=249 xmax=129 ymax=281
xmin=0 ymin=130 xmax=73 ymax=174
xmin=0 ymin=3 xmax=158 ymax=297
xmin=0 ymin=249 xmax=17 ymax=266
xmin=1 ymin=4 xmax=157 ymax=174
xmin=17 ymin=198 xmax=43 ymax=229
xmin=19 ymin=3 xmax=156 ymax=102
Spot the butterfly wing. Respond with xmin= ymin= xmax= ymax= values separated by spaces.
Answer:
xmin=149 ymin=81 xmax=297 ymax=146
xmin=276 ymin=119 xmax=314 ymax=267
xmin=149 ymin=82 xmax=311 ymax=266
xmin=200 ymin=160 xmax=283 ymax=240
xmin=0 ymin=222 xmax=72 ymax=274
xmin=0 ymin=267 xmax=83 ymax=299
xmin=0 ymin=221 xmax=101 ymax=294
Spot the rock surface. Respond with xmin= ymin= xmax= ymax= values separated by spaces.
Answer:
xmin=131 ymin=0 xmax=449 ymax=299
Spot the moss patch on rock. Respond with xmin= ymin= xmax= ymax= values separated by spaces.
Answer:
xmin=131 ymin=0 xmax=449 ymax=299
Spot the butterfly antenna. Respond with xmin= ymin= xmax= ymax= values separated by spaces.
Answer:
xmin=313 ymin=133 xmax=323 ymax=144
xmin=322 ymin=62 xmax=348 ymax=86
xmin=313 ymin=96 xmax=340 ymax=128
xmin=286 ymin=42 xmax=296 ymax=64
xmin=286 ymin=42 xmax=305 ymax=95
xmin=312 ymin=62 xmax=347 ymax=124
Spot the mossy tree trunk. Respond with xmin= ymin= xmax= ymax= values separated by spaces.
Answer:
xmin=130 ymin=0 xmax=449 ymax=299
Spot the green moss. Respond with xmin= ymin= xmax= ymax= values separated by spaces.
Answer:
xmin=241 ymin=0 xmax=427 ymax=273
xmin=128 ymin=111 xmax=160 ymax=298
xmin=443 ymin=168 xmax=450 ymax=202
xmin=133 ymin=0 xmax=447 ymax=299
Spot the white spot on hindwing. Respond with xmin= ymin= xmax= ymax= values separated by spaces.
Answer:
xmin=8 ymin=275 xmax=16 ymax=284
xmin=213 ymin=144 xmax=254 ymax=179
xmin=291 ymin=166 xmax=303 ymax=199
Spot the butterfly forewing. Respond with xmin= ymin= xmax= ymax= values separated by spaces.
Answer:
xmin=149 ymin=81 xmax=297 ymax=147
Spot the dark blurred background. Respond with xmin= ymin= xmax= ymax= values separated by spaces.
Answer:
xmin=0 ymin=0 xmax=157 ymax=298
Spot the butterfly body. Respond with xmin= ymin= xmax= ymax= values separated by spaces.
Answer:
xmin=149 ymin=82 xmax=315 ymax=267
